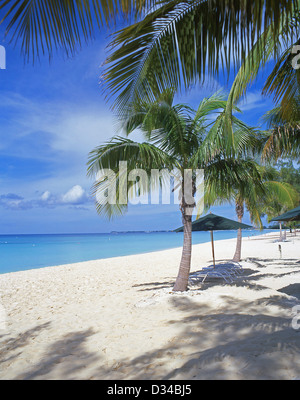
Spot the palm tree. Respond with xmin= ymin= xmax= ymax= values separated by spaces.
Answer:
xmin=233 ymin=198 xmax=246 ymax=262
xmin=87 ymin=90 xmax=258 ymax=291
xmin=205 ymin=158 xmax=299 ymax=262
xmin=102 ymin=0 xmax=300 ymax=114
xmin=205 ymin=158 xmax=264 ymax=262
xmin=104 ymin=0 xmax=300 ymax=168
xmin=256 ymin=164 xmax=300 ymax=232
xmin=1 ymin=1 xmax=298 ymax=81
xmin=231 ymin=178 xmax=299 ymax=262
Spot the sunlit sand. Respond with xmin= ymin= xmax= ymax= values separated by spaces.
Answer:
xmin=0 ymin=232 xmax=300 ymax=380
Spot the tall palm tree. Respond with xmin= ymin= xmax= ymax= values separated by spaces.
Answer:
xmin=205 ymin=157 xmax=264 ymax=262
xmin=207 ymin=163 xmax=299 ymax=262
xmin=233 ymin=198 xmax=246 ymax=262
xmin=231 ymin=178 xmax=299 ymax=262
xmin=87 ymin=90 xmax=258 ymax=291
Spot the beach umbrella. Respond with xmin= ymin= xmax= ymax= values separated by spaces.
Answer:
xmin=271 ymin=205 xmax=300 ymax=222
xmin=175 ymin=213 xmax=252 ymax=267
xmin=271 ymin=205 xmax=300 ymax=240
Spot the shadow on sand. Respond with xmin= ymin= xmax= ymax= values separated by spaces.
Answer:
xmin=1 ymin=257 xmax=300 ymax=380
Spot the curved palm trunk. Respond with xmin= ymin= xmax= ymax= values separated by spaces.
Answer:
xmin=173 ymin=210 xmax=193 ymax=292
xmin=233 ymin=200 xmax=244 ymax=262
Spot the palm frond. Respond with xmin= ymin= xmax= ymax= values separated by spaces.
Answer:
xmin=258 ymin=180 xmax=300 ymax=222
xmin=264 ymin=181 xmax=299 ymax=207
xmin=262 ymin=125 xmax=300 ymax=161
xmin=204 ymin=158 xmax=265 ymax=208
xmin=104 ymin=0 xmax=299 ymax=113
xmin=87 ymin=135 xmax=176 ymax=218
xmin=260 ymin=83 xmax=300 ymax=161
xmin=87 ymin=135 xmax=174 ymax=174
xmin=222 ymin=8 xmax=300 ymax=149
xmin=262 ymin=40 xmax=300 ymax=118
xmin=0 ymin=0 xmax=156 ymax=61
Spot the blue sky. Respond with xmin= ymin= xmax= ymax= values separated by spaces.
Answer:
xmin=0 ymin=24 xmax=276 ymax=234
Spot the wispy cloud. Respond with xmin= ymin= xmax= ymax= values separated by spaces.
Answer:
xmin=237 ymin=90 xmax=270 ymax=112
xmin=0 ymin=185 xmax=91 ymax=211
xmin=0 ymin=91 xmax=118 ymax=158
xmin=0 ymin=89 xmax=121 ymax=204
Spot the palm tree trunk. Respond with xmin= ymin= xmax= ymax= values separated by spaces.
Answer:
xmin=233 ymin=200 xmax=244 ymax=262
xmin=173 ymin=210 xmax=193 ymax=292
xmin=173 ymin=173 xmax=196 ymax=292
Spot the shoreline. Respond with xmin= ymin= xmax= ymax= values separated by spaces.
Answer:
xmin=0 ymin=230 xmax=280 ymax=277
xmin=0 ymin=232 xmax=299 ymax=380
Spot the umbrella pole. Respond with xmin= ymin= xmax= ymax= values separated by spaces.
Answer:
xmin=210 ymin=231 xmax=216 ymax=268
xmin=279 ymin=222 xmax=283 ymax=242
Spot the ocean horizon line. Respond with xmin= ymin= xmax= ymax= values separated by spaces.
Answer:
xmin=0 ymin=227 xmax=268 ymax=237
xmin=0 ymin=230 xmax=175 ymax=237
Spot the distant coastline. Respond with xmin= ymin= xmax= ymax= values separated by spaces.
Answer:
xmin=0 ymin=230 xmax=175 ymax=236
xmin=110 ymin=230 xmax=174 ymax=234
xmin=0 ymin=228 xmax=269 ymax=236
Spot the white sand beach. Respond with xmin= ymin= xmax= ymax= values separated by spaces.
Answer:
xmin=0 ymin=232 xmax=300 ymax=380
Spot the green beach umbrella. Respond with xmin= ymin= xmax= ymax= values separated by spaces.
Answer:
xmin=175 ymin=213 xmax=252 ymax=267
xmin=271 ymin=205 xmax=300 ymax=222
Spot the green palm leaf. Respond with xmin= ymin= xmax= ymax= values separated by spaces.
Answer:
xmin=87 ymin=135 xmax=176 ymax=218
xmin=261 ymin=96 xmax=300 ymax=160
xmin=0 ymin=0 xmax=156 ymax=60
xmin=104 ymin=0 xmax=299 ymax=113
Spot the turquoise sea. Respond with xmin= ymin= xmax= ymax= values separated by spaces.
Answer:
xmin=0 ymin=230 xmax=276 ymax=274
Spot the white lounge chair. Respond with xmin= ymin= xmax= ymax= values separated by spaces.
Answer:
xmin=189 ymin=269 xmax=234 ymax=284
xmin=189 ymin=262 xmax=243 ymax=285
xmin=209 ymin=262 xmax=243 ymax=275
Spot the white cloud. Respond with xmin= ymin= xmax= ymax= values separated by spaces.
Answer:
xmin=0 ymin=185 xmax=91 ymax=210
xmin=0 ymin=91 xmax=118 ymax=158
xmin=48 ymin=108 xmax=117 ymax=155
xmin=61 ymin=185 xmax=86 ymax=205
xmin=0 ymin=90 xmax=119 ymax=201
xmin=41 ymin=191 xmax=51 ymax=201
xmin=237 ymin=91 xmax=269 ymax=112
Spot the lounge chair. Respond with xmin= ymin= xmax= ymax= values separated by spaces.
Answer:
xmin=189 ymin=262 xmax=243 ymax=285
xmin=210 ymin=261 xmax=243 ymax=275
xmin=189 ymin=269 xmax=234 ymax=284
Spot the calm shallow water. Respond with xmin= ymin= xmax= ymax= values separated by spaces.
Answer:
xmin=0 ymin=230 xmax=276 ymax=274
